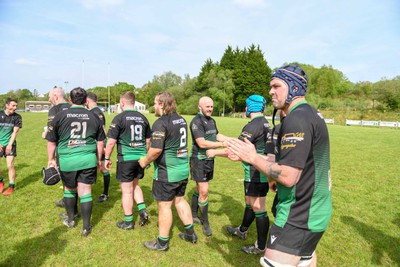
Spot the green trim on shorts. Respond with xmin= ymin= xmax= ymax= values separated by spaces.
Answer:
xmin=64 ymin=190 xmax=77 ymax=198
xmin=103 ymin=171 xmax=110 ymax=176
xmin=124 ymin=214 xmax=134 ymax=222
xmin=80 ymin=194 xmax=92 ymax=203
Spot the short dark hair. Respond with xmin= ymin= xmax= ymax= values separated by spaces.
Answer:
xmin=5 ymin=97 xmax=18 ymax=105
xmin=120 ymin=91 xmax=136 ymax=105
xmin=70 ymin=87 xmax=87 ymax=105
xmin=87 ymin=92 xmax=98 ymax=102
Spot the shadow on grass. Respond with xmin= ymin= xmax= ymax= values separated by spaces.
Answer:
xmin=0 ymin=226 xmax=67 ymax=266
xmin=15 ymin=169 xmax=42 ymax=192
xmin=91 ymin=179 xmax=155 ymax=227
xmin=180 ymin=188 xmax=256 ymax=266
xmin=341 ymin=215 xmax=400 ymax=265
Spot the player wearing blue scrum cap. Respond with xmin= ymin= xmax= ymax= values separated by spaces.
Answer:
xmin=227 ymin=65 xmax=332 ymax=267
xmin=208 ymin=94 xmax=271 ymax=255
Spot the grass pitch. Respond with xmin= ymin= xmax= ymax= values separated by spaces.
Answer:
xmin=0 ymin=112 xmax=398 ymax=266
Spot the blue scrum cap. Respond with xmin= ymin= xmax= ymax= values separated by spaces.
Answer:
xmin=271 ymin=65 xmax=308 ymax=104
xmin=246 ymin=94 xmax=267 ymax=116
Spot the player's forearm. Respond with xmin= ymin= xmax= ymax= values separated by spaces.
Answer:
xmin=141 ymin=148 xmax=162 ymax=166
xmin=97 ymin=140 xmax=104 ymax=162
xmin=47 ymin=142 xmax=57 ymax=160
xmin=197 ymin=138 xmax=225 ymax=149
xmin=8 ymin=128 xmax=20 ymax=146
xmin=104 ymin=138 xmax=116 ymax=159
xmin=251 ymin=156 xmax=301 ymax=187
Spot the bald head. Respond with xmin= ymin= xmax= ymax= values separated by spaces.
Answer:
xmin=49 ymin=86 xmax=67 ymax=105
xmin=198 ymin=96 xmax=214 ymax=117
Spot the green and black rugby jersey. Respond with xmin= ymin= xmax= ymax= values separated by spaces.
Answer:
xmin=107 ymin=109 xmax=151 ymax=162
xmin=239 ymin=115 xmax=270 ymax=183
xmin=0 ymin=110 xmax=22 ymax=146
xmin=47 ymin=102 xmax=70 ymax=127
xmin=275 ymin=101 xmax=332 ymax=232
xmin=90 ymin=106 xmax=106 ymax=126
xmin=190 ymin=113 xmax=219 ymax=160
xmin=151 ymin=112 xmax=189 ymax=183
xmin=46 ymin=106 xmax=106 ymax=172
xmin=265 ymin=124 xmax=280 ymax=157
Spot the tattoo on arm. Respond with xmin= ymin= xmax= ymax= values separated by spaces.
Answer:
xmin=267 ymin=162 xmax=282 ymax=180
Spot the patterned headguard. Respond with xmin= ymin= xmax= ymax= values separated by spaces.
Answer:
xmin=271 ymin=65 xmax=308 ymax=104
xmin=246 ymin=94 xmax=267 ymax=117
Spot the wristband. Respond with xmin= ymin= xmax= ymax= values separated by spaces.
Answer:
xmin=104 ymin=157 xmax=110 ymax=161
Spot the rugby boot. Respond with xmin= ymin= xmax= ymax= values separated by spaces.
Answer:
xmin=139 ymin=209 xmax=150 ymax=226
xmin=178 ymin=232 xmax=198 ymax=244
xmin=2 ymin=187 xmax=14 ymax=196
xmin=144 ymin=239 xmax=169 ymax=251
xmin=226 ymin=225 xmax=247 ymax=239
xmin=82 ymin=225 xmax=93 ymax=237
xmin=202 ymin=220 xmax=212 ymax=236
xmin=116 ymin=221 xmax=134 ymax=230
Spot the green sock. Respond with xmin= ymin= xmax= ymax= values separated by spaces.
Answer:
xmin=157 ymin=235 xmax=169 ymax=246
xmin=137 ymin=202 xmax=146 ymax=212
xmin=124 ymin=214 xmax=134 ymax=222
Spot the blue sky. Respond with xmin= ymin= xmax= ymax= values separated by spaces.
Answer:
xmin=0 ymin=0 xmax=399 ymax=95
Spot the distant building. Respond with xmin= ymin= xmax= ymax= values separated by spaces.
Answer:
xmin=25 ymin=101 xmax=51 ymax=112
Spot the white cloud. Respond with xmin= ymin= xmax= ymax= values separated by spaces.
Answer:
xmin=79 ymin=0 xmax=125 ymax=10
xmin=15 ymin=58 xmax=41 ymax=66
xmin=233 ymin=0 xmax=269 ymax=8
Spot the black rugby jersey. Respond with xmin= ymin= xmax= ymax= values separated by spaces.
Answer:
xmin=151 ymin=112 xmax=189 ymax=183
xmin=0 ymin=111 xmax=22 ymax=146
xmin=47 ymin=102 xmax=70 ymax=127
xmin=190 ymin=113 xmax=219 ymax=160
xmin=239 ymin=115 xmax=270 ymax=183
xmin=46 ymin=106 xmax=106 ymax=172
xmin=107 ymin=109 xmax=151 ymax=161
xmin=275 ymin=101 xmax=332 ymax=232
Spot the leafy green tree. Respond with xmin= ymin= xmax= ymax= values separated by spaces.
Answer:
xmin=140 ymin=71 xmax=183 ymax=107
xmin=195 ymin=58 xmax=216 ymax=93
xmin=229 ymin=44 xmax=271 ymax=111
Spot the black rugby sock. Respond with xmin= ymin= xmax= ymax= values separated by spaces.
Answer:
xmin=80 ymin=194 xmax=93 ymax=229
xmin=199 ymin=200 xmax=209 ymax=222
xmin=191 ymin=192 xmax=199 ymax=216
xmin=255 ymin=211 xmax=270 ymax=250
xmin=103 ymin=172 xmax=110 ymax=195
xmin=64 ymin=190 xmax=77 ymax=222
xmin=240 ymin=204 xmax=255 ymax=232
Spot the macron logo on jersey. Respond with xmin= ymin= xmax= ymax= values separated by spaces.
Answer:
xmin=67 ymin=114 xmax=89 ymax=118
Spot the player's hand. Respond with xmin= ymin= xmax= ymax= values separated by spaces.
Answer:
xmin=0 ymin=144 xmax=3 ymax=153
xmin=138 ymin=158 xmax=146 ymax=169
xmin=48 ymin=159 xmax=58 ymax=169
xmin=104 ymin=159 xmax=112 ymax=170
xmin=227 ymin=138 xmax=258 ymax=164
xmin=5 ymin=145 xmax=12 ymax=155
xmin=206 ymin=149 xmax=216 ymax=158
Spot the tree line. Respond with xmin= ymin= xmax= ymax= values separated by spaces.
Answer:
xmin=1 ymin=44 xmax=399 ymax=114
